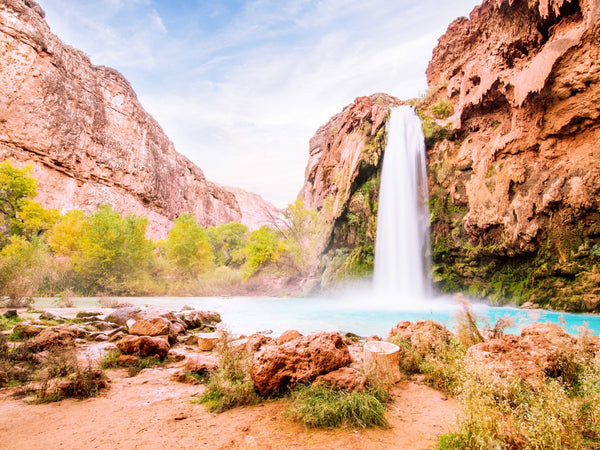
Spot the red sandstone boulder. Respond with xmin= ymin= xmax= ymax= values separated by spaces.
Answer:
xmin=276 ymin=330 xmax=303 ymax=345
xmin=465 ymin=325 xmax=580 ymax=386
xmin=105 ymin=307 xmax=142 ymax=326
xmin=314 ymin=367 xmax=367 ymax=392
xmin=250 ymin=332 xmax=351 ymax=396
xmin=116 ymin=335 xmax=170 ymax=359
xmin=117 ymin=355 xmax=140 ymax=367
xmin=129 ymin=318 xmax=171 ymax=337
xmin=184 ymin=353 xmax=218 ymax=374
xmin=23 ymin=326 xmax=80 ymax=352
xmin=389 ymin=320 xmax=452 ymax=355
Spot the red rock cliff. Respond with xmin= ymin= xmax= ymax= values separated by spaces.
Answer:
xmin=0 ymin=0 xmax=244 ymax=238
xmin=424 ymin=0 xmax=600 ymax=310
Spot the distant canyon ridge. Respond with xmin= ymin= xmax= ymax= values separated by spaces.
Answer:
xmin=0 ymin=0 xmax=278 ymax=238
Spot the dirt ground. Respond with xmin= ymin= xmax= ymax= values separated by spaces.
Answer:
xmin=0 ymin=358 xmax=460 ymax=450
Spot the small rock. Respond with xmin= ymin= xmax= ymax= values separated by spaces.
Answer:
xmin=170 ymin=369 xmax=187 ymax=382
xmin=108 ymin=331 xmax=127 ymax=342
xmin=366 ymin=335 xmax=381 ymax=342
xmin=197 ymin=333 xmax=220 ymax=351
xmin=88 ymin=332 xmax=109 ymax=342
xmin=314 ymin=367 xmax=367 ymax=392
xmin=3 ymin=310 xmax=17 ymax=319
xmin=117 ymin=355 xmax=140 ymax=366
xmin=184 ymin=353 xmax=218 ymax=373
xmin=39 ymin=311 xmax=60 ymax=321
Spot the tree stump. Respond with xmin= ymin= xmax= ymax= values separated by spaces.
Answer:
xmin=363 ymin=341 xmax=402 ymax=384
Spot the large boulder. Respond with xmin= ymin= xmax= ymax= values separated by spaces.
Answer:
xmin=466 ymin=323 xmax=582 ymax=386
xmin=250 ymin=332 xmax=351 ymax=396
xmin=389 ymin=320 xmax=452 ymax=355
xmin=116 ymin=335 xmax=170 ymax=359
xmin=105 ymin=307 xmax=142 ymax=326
xmin=128 ymin=318 xmax=171 ymax=337
xmin=22 ymin=326 xmax=79 ymax=352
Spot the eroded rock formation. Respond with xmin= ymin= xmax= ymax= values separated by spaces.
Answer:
xmin=424 ymin=0 xmax=600 ymax=310
xmin=0 ymin=0 xmax=275 ymax=238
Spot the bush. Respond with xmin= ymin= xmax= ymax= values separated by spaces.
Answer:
xmin=36 ymin=348 xmax=107 ymax=402
xmin=431 ymin=100 xmax=454 ymax=119
xmin=286 ymin=384 xmax=388 ymax=429
xmin=54 ymin=289 xmax=75 ymax=308
xmin=197 ymin=331 xmax=261 ymax=412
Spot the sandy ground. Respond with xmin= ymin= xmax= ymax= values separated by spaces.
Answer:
xmin=0 ymin=361 xmax=459 ymax=450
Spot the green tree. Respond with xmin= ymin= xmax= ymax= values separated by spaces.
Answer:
xmin=242 ymin=226 xmax=285 ymax=279
xmin=208 ymin=222 xmax=249 ymax=266
xmin=72 ymin=205 xmax=153 ymax=294
xmin=46 ymin=210 xmax=89 ymax=257
xmin=10 ymin=199 xmax=59 ymax=239
xmin=0 ymin=161 xmax=37 ymax=245
xmin=279 ymin=199 xmax=323 ymax=276
xmin=166 ymin=213 xmax=213 ymax=277
xmin=0 ymin=235 xmax=49 ymax=306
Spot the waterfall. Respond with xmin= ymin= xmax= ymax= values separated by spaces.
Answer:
xmin=373 ymin=105 xmax=430 ymax=307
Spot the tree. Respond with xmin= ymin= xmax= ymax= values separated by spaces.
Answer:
xmin=0 ymin=235 xmax=49 ymax=306
xmin=242 ymin=226 xmax=285 ymax=279
xmin=46 ymin=210 xmax=89 ymax=257
xmin=166 ymin=213 xmax=213 ymax=277
xmin=279 ymin=199 xmax=323 ymax=276
xmin=10 ymin=199 xmax=59 ymax=239
xmin=72 ymin=205 xmax=153 ymax=294
xmin=207 ymin=222 xmax=249 ymax=266
xmin=0 ymin=161 xmax=37 ymax=245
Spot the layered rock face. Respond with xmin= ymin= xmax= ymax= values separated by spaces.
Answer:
xmin=0 ymin=0 xmax=275 ymax=238
xmin=299 ymin=94 xmax=401 ymax=285
xmin=425 ymin=0 xmax=600 ymax=310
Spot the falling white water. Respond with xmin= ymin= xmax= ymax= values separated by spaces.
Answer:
xmin=374 ymin=105 xmax=430 ymax=307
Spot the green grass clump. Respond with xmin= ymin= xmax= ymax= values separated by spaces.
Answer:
xmin=286 ymin=384 xmax=388 ymax=429
xmin=99 ymin=348 xmax=121 ymax=369
xmin=0 ymin=315 xmax=23 ymax=331
xmin=127 ymin=356 xmax=162 ymax=377
xmin=198 ymin=371 xmax=260 ymax=412
xmin=196 ymin=331 xmax=261 ymax=413
xmin=431 ymin=100 xmax=454 ymax=119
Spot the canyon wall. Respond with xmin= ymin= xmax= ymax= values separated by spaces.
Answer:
xmin=424 ymin=0 xmax=600 ymax=311
xmin=0 ymin=0 xmax=276 ymax=238
xmin=301 ymin=0 xmax=600 ymax=311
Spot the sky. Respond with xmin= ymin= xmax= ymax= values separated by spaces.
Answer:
xmin=37 ymin=0 xmax=481 ymax=208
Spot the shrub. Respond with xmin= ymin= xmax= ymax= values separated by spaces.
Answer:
xmin=54 ymin=289 xmax=75 ymax=308
xmin=286 ymin=384 xmax=388 ymax=429
xmin=197 ymin=331 xmax=261 ymax=412
xmin=97 ymin=297 xmax=119 ymax=308
xmin=431 ymin=100 xmax=454 ymax=119
xmin=99 ymin=348 xmax=121 ymax=369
